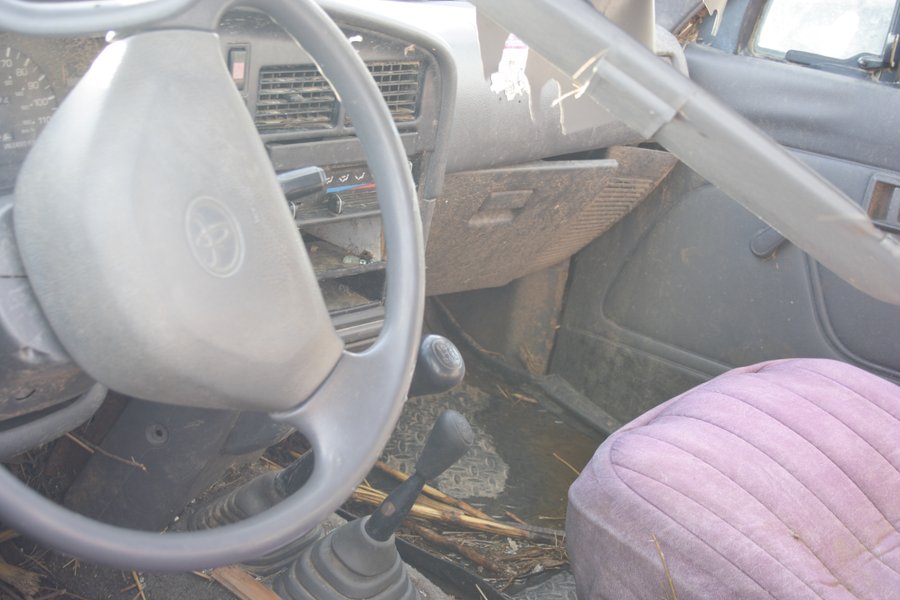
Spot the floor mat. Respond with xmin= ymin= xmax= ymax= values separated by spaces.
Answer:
xmin=382 ymin=384 xmax=509 ymax=499
xmin=382 ymin=371 xmax=602 ymax=524
xmin=511 ymin=571 xmax=578 ymax=600
xmin=376 ymin=366 xmax=603 ymax=596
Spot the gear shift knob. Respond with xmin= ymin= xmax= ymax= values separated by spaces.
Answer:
xmin=365 ymin=410 xmax=473 ymax=541
xmin=408 ymin=335 xmax=465 ymax=398
xmin=413 ymin=409 xmax=474 ymax=480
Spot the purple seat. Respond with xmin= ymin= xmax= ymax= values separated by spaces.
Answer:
xmin=567 ymin=359 xmax=900 ymax=599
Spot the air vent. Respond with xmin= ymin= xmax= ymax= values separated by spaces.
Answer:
xmin=366 ymin=61 xmax=421 ymax=123
xmin=255 ymin=65 xmax=337 ymax=131
xmin=256 ymin=61 xmax=421 ymax=133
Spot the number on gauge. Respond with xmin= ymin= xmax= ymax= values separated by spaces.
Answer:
xmin=0 ymin=46 xmax=57 ymax=168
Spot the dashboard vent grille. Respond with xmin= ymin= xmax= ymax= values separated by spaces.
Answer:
xmin=366 ymin=61 xmax=421 ymax=123
xmin=255 ymin=65 xmax=337 ymax=131
xmin=256 ymin=61 xmax=421 ymax=132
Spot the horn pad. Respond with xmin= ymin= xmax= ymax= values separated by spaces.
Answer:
xmin=13 ymin=30 xmax=342 ymax=412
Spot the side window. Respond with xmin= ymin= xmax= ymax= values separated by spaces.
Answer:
xmin=753 ymin=0 xmax=900 ymax=76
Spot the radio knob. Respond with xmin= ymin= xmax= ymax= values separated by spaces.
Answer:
xmin=326 ymin=193 xmax=344 ymax=215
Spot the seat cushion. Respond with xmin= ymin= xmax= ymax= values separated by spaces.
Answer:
xmin=567 ymin=359 xmax=900 ymax=600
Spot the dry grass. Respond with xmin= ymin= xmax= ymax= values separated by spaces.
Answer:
xmin=651 ymin=534 xmax=678 ymax=600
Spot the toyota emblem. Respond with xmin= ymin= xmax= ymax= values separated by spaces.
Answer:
xmin=185 ymin=197 xmax=245 ymax=278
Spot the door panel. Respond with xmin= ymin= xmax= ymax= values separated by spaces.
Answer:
xmin=686 ymin=44 xmax=900 ymax=173
xmin=551 ymin=28 xmax=900 ymax=424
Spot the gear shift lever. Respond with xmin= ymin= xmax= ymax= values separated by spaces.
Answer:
xmin=274 ymin=410 xmax=474 ymax=600
xmin=365 ymin=410 xmax=473 ymax=540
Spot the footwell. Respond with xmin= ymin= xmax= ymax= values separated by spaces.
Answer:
xmin=372 ymin=366 xmax=604 ymax=598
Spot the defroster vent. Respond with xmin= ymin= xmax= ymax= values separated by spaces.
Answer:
xmin=255 ymin=61 xmax=421 ymax=132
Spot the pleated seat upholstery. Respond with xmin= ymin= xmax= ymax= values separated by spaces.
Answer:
xmin=567 ymin=359 xmax=900 ymax=599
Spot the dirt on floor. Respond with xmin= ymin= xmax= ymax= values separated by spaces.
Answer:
xmin=0 ymin=338 xmax=601 ymax=600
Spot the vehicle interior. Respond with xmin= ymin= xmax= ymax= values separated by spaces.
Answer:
xmin=0 ymin=0 xmax=898 ymax=598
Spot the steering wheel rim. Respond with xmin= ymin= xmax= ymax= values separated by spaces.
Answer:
xmin=0 ymin=0 xmax=423 ymax=571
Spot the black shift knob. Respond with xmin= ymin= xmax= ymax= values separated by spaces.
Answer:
xmin=414 ymin=410 xmax=474 ymax=480
xmin=408 ymin=335 xmax=465 ymax=397
xmin=365 ymin=410 xmax=473 ymax=541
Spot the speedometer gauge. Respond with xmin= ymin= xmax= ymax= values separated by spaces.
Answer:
xmin=0 ymin=46 xmax=57 ymax=187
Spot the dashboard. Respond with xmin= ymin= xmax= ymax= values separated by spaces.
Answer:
xmin=0 ymin=0 xmax=680 ymax=367
xmin=0 ymin=0 xmax=687 ymax=420
xmin=0 ymin=7 xmax=452 ymax=352
xmin=217 ymin=8 xmax=450 ymax=347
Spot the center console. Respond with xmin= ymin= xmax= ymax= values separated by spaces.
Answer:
xmin=219 ymin=9 xmax=452 ymax=348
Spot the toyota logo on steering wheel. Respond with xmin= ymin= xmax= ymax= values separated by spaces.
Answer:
xmin=184 ymin=197 xmax=245 ymax=278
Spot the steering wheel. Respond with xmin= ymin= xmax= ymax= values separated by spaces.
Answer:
xmin=0 ymin=0 xmax=423 ymax=571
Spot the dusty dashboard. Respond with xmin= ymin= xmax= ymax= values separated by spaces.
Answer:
xmin=0 ymin=9 xmax=450 ymax=348
xmin=220 ymin=9 xmax=448 ymax=346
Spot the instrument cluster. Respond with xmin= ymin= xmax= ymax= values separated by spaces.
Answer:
xmin=0 ymin=34 xmax=105 ymax=191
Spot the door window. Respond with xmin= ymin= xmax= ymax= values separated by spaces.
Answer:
xmin=755 ymin=0 xmax=897 ymax=61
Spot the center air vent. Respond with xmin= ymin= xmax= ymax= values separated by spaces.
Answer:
xmin=364 ymin=61 xmax=421 ymax=123
xmin=255 ymin=61 xmax=421 ymax=133
xmin=255 ymin=65 xmax=337 ymax=132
